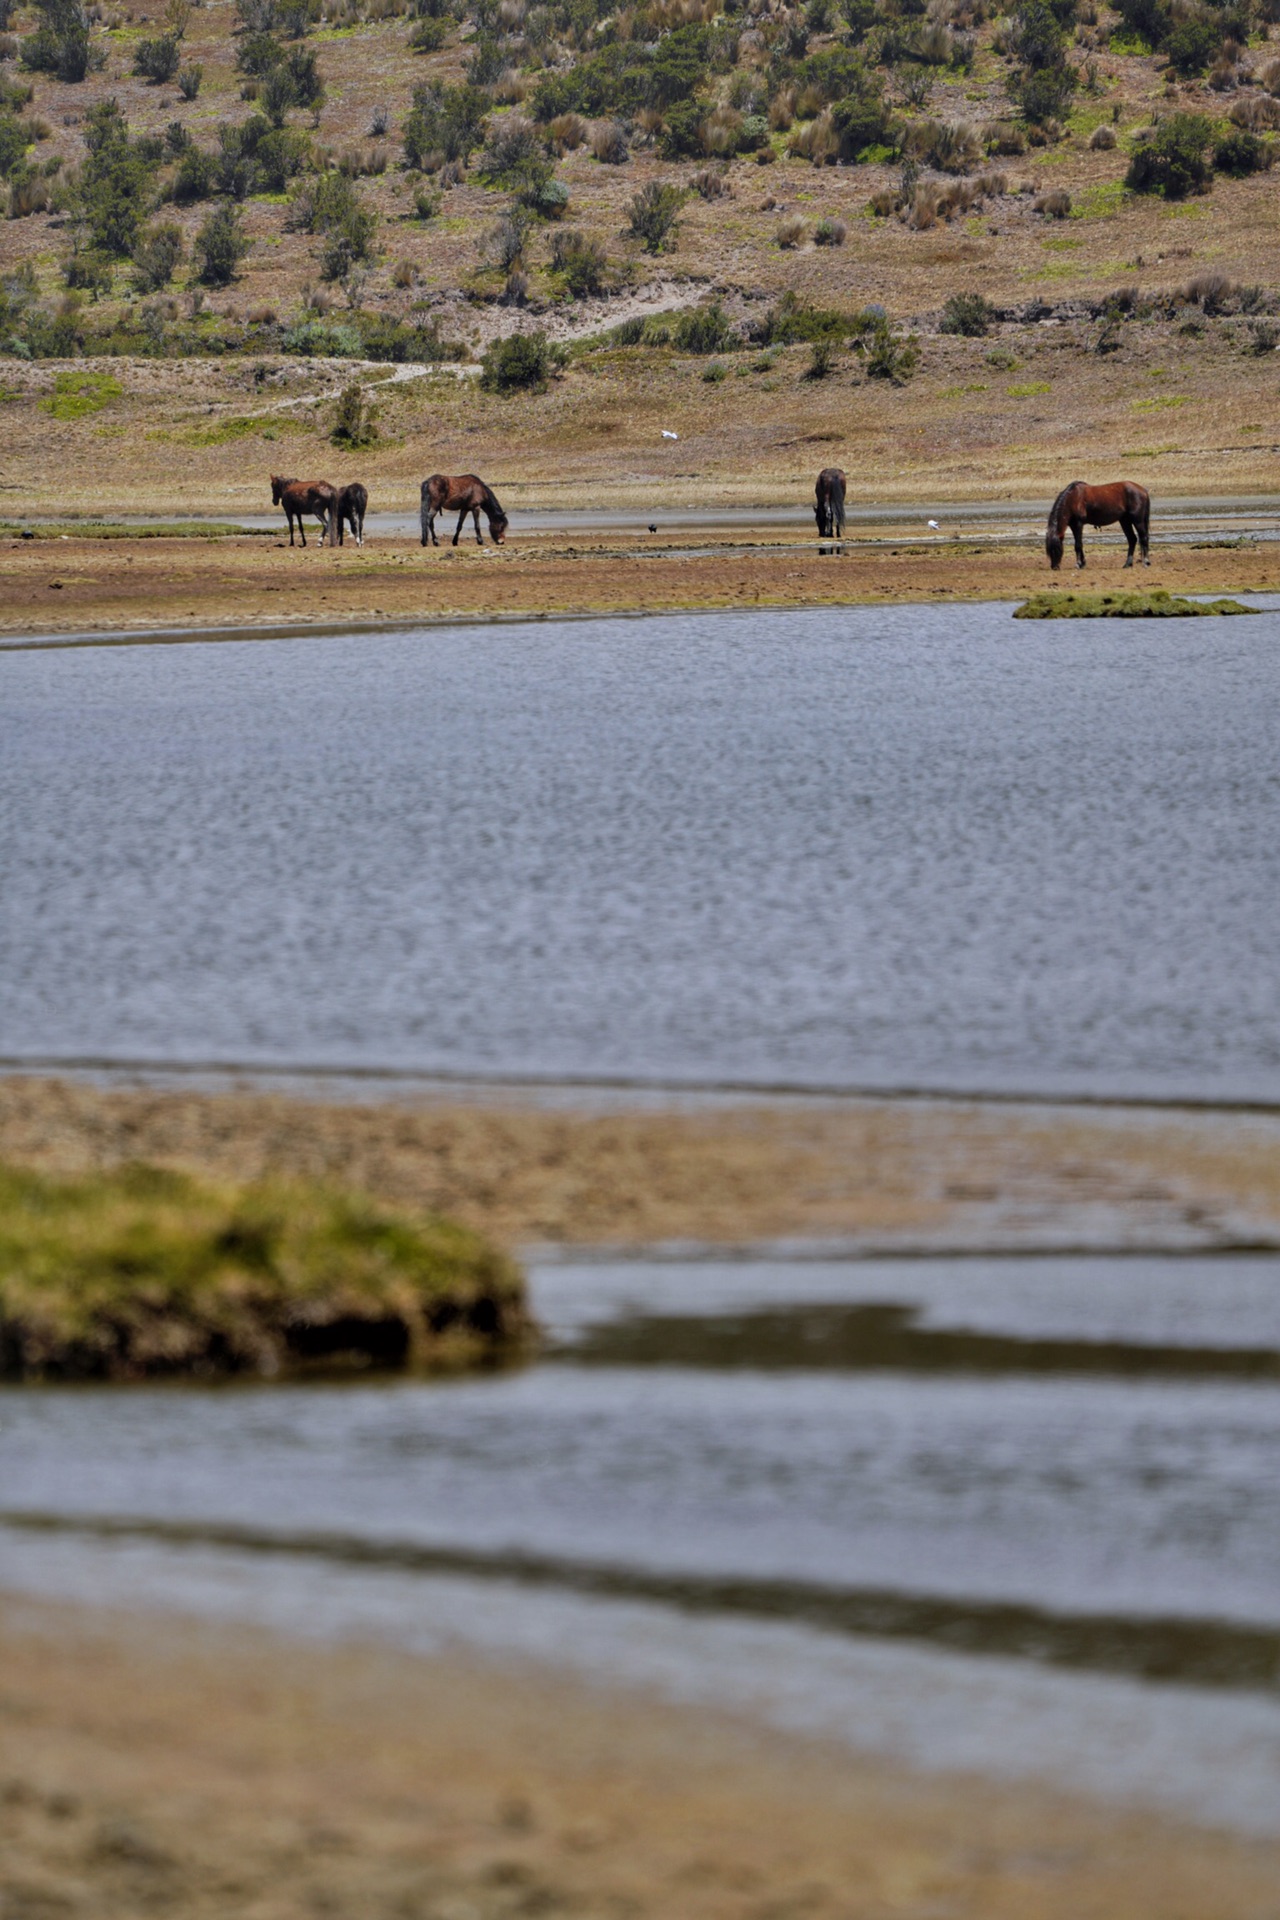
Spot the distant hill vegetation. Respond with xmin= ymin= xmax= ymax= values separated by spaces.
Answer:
xmin=0 ymin=0 xmax=1276 ymax=363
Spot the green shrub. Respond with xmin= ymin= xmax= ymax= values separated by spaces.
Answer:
xmin=414 ymin=187 xmax=441 ymax=221
xmin=132 ymin=220 xmax=183 ymax=292
xmin=195 ymin=201 xmax=250 ymax=285
xmin=549 ymin=227 xmax=609 ymax=296
xmin=1215 ymin=128 xmax=1270 ymax=176
xmin=702 ymin=359 xmax=727 ymax=382
xmin=62 ymin=247 xmax=113 ymax=298
xmin=403 ymin=81 xmax=488 ymax=169
xmin=75 ymin=101 xmax=157 ymax=257
xmin=479 ymin=329 xmax=562 ymax=392
xmin=177 ymin=63 xmax=202 ymax=100
xmin=940 ymin=290 xmax=996 ymax=335
xmin=672 ymin=299 xmax=735 ymax=353
xmin=133 ymin=34 xmax=179 ymax=84
xmin=172 ymin=142 xmax=216 ymax=201
xmin=803 ymin=338 xmax=837 ymax=379
xmin=20 ymin=0 xmax=98 ymax=83
xmin=627 ymin=179 xmax=686 ymax=253
xmin=409 ymin=15 xmax=448 ymax=51
xmin=1163 ymin=16 xmax=1220 ymax=78
xmin=1126 ymin=111 xmax=1215 ymax=197
xmin=331 ymin=378 xmax=378 ymax=448
xmin=863 ymin=315 xmax=920 ymax=382
xmin=0 ymin=109 xmax=28 ymax=178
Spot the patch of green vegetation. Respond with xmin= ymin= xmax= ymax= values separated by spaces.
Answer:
xmin=1070 ymin=182 xmax=1126 ymax=221
xmin=1130 ymin=394 xmax=1189 ymax=410
xmin=180 ymin=412 xmax=311 ymax=446
xmin=941 ymin=382 xmax=989 ymax=396
xmin=1043 ymin=237 xmax=1081 ymax=251
xmin=0 ymin=1161 xmax=529 ymax=1382
xmin=1016 ymin=590 xmax=1257 ymax=619
xmin=1007 ymin=382 xmax=1051 ymax=397
xmin=42 ymin=371 xmax=122 ymax=421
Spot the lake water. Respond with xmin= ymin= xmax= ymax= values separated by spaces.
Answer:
xmin=4 ymin=604 xmax=1280 ymax=1101
xmin=3 ymin=1252 xmax=1280 ymax=1830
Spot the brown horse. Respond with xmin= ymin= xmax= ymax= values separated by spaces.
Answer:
xmin=271 ymin=475 xmax=337 ymax=548
xmin=814 ymin=466 xmax=847 ymax=540
xmin=329 ymin=481 xmax=368 ymax=547
xmin=420 ymin=474 xmax=509 ymax=548
xmin=1046 ymin=481 xmax=1150 ymax=571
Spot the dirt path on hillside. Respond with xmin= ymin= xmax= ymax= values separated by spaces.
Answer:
xmin=3 ymin=528 xmax=1278 ymax=636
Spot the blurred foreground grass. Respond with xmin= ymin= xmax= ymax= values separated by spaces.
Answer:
xmin=0 ymin=1161 xmax=529 ymax=1382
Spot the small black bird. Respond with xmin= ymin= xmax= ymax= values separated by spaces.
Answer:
xmin=648 ymin=523 xmax=657 ymax=533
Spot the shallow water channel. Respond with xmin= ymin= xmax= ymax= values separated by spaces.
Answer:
xmin=4 ymin=603 xmax=1280 ymax=1101
xmin=3 ymin=1252 xmax=1280 ymax=1831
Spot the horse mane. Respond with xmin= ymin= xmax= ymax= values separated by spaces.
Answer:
xmin=481 ymin=480 xmax=508 ymax=524
xmin=1048 ymin=481 xmax=1083 ymax=528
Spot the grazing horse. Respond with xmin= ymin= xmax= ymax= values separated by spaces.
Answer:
xmin=329 ymin=481 xmax=368 ymax=547
xmin=814 ymin=466 xmax=847 ymax=540
xmin=271 ymin=475 xmax=337 ymax=548
xmin=420 ymin=473 xmax=509 ymax=548
xmin=1046 ymin=480 xmax=1150 ymax=571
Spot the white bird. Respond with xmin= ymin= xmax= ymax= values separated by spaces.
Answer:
xmin=927 ymin=519 xmax=941 ymax=530
xmin=662 ymin=429 xmax=679 ymax=440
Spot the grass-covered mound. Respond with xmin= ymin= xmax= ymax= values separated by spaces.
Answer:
xmin=0 ymin=1162 xmax=530 ymax=1383
xmin=1014 ymin=590 xmax=1258 ymax=620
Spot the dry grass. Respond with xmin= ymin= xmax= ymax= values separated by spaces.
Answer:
xmin=4 ymin=1599 xmax=1279 ymax=1920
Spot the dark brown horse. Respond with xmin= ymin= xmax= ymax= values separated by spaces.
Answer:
xmin=271 ymin=475 xmax=337 ymax=548
xmin=420 ymin=474 xmax=509 ymax=548
xmin=814 ymin=467 xmax=847 ymax=540
xmin=1046 ymin=481 xmax=1150 ymax=571
xmin=329 ymin=481 xmax=368 ymax=547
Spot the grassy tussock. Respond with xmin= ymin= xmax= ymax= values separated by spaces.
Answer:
xmin=0 ymin=1162 xmax=529 ymax=1382
xmin=1014 ymin=590 xmax=1257 ymax=619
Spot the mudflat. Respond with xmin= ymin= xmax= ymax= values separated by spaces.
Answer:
xmin=3 ymin=527 xmax=1278 ymax=636
xmin=2 ymin=1075 xmax=1279 ymax=1251
xmin=2 ymin=1597 xmax=1278 ymax=1920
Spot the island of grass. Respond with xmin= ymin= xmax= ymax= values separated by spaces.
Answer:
xmin=0 ymin=1163 xmax=531 ymax=1383
xmin=1014 ymin=590 xmax=1258 ymax=620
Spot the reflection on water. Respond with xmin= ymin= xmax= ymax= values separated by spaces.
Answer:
xmin=4 ymin=607 xmax=1280 ymax=1100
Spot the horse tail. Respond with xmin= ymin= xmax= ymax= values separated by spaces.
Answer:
xmin=420 ymin=478 xmax=432 ymax=544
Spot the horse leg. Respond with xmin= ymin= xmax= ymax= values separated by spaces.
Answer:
xmin=452 ymin=504 xmax=469 ymax=547
xmin=1140 ymin=509 xmax=1150 ymax=566
xmin=473 ymin=507 xmax=484 ymax=546
xmin=1073 ymin=519 xmax=1085 ymax=569
xmin=287 ymin=509 xmax=296 ymax=547
xmin=1120 ymin=516 xmax=1136 ymax=568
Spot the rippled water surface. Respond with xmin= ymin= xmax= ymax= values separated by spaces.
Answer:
xmin=4 ymin=1254 xmax=1280 ymax=1828
xmin=4 ymin=606 xmax=1280 ymax=1097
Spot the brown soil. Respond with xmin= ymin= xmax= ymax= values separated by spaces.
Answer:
xmin=3 ymin=1598 xmax=1279 ymax=1920
xmin=3 ymin=523 xmax=1277 ymax=633
xmin=3 ymin=1075 xmax=1279 ymax=1251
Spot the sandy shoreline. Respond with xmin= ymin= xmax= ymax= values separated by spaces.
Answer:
xmin=3 ymin=1074 xmax=1280 ymax=1254
xmin=2 ymin=1596 xmax=1278 ymax=1920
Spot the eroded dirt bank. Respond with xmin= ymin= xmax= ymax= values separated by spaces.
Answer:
xmin=3 ymin=1599 xmax=1278 ymax=1920
xmin=3 ymin=530 xmax=1278 ymax=636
